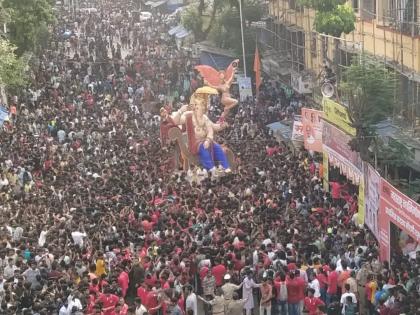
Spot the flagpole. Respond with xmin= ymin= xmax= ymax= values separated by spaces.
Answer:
xmin=238 ymin=0 xmax=247 ymax=77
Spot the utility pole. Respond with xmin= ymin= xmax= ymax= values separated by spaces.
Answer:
xmin=238 ymin=0 xmax=247 ymax=76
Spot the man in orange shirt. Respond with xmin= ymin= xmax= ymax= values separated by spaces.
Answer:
xmin=260 ymin=277 xmax=273 ymax=315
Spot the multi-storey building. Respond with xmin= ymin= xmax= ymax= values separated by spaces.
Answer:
xmin=263 ymin=0 xmax=419 ymax=126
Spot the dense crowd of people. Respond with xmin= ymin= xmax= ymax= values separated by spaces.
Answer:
xmin=0 ymin=1 xmax=420 ymax=315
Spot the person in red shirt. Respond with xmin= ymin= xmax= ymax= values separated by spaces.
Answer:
xmin=304 ymin=288 xmax=325 ymax=315
xmin=326 ymin=263 xmax=338 ymax=305
xmin=97 ymin=288 xmax=119 ymax=315
xmin=211 ymin=258 xmax=226 ymax=287
xmin=330 ymin=181 xmax=342 ymax=206
xmin=317 ymin=268 xmax=328 ymax=303
xmin=287 ymin=271 xmax=306 ymax=315
xmin=115 ymin=297 xmax=129 ymax=315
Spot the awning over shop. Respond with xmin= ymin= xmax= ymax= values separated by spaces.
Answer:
xmin=145 ymin=0 xmax=167 ymax=8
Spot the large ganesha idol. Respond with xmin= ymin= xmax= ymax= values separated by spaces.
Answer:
xmin=163 ymin=87 xmax=235 ymax=172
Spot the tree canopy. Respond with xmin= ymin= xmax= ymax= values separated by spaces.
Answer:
xmin=299 ymin=0 xmax=355 ymax=37
xmin=3 ymin=0 xmax=55 ymax=55
xmin=0 ymin=38 xmax=28 ymax=89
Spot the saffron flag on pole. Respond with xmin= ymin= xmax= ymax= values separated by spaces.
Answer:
xmin=253 ymin=46 xmax=261 ymax=95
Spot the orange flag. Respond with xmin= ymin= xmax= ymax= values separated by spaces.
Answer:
xmin=253 ymin=46 xmax=261 ymax=95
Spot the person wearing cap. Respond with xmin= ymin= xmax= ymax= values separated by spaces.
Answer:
xmin=225 ymin=291 xmax=248 ymax=315
xmin=221 ymin=273 xmax=242 ymax=301
xmin=198 ymin=287 xmax=226 ymax=315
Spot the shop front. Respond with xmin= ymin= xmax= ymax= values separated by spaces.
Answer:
xmin=378 ymin=179 xmax=420 ymax=261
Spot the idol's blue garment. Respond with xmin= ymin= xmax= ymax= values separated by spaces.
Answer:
xmin=198 ymin=142 xmax=229 ymax=170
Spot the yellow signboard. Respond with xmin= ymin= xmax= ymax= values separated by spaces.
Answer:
xmin=322 ymin=98 xmax=356 ymax=136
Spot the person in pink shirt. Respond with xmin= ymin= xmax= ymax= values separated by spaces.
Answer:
xmin=117 ymin=266 xmax=129 ymax=297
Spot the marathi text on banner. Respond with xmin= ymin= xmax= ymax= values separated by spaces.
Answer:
xmin=322 ymin=97 xmax=356 ymax=136
xmin=378 ymin=179 xmax=420 ymax=261
xmin=301 ymin=108 xmax=323 ymax=152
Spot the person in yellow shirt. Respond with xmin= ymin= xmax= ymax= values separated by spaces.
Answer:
xmin=365 ymin=274 xmax=377 ymax=315
xmin=95 ymin=252 xmax=107 ymax=277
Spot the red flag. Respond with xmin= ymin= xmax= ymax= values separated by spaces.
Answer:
xmin=253 ymin=46 xmax=261 ymax=95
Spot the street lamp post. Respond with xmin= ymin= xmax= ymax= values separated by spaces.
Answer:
xmin=238 ymin=0 xmax=247 ymax=77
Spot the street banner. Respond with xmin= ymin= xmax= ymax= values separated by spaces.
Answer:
xmin=323 ymin=122 xmax=362 ymax=170
xmin=378 ymin=179 xmax=420 ymax=260
xmin=364 ymin=163 xmax=381 ymax=239
xmin=301 ymin=108 xmax=323 ymax=152
xmin=291 ymin=115 xmax=303 ymax=142
xmin=322 ymin=97 xmax=356 ymax=136
xmin=237 ymin=76 xmax=253 ymax=101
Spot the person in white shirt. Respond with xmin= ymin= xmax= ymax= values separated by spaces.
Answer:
xmin=38 ymin=226 xmax=49 ymax=247
xmin=3 ymin=259 xmax=16 ymax=280
xmin=340 ymin=283 xmax=357 ymax=315
xmin=308 ymin=272 xmax=321 ymax=298
xmin=134 ymin=297 xmax=148 ymax=315
xmin=185 ymin=285 xmax=198 ymax=315
xmin=71 ymin=231 xmax=87 ymax=247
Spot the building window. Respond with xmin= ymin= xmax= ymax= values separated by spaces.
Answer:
xmin=352 ymin=0 xmax=359 ymax=13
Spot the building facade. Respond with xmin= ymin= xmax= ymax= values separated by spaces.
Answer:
xmin=264 ymin=0 xmax=420 ymax=126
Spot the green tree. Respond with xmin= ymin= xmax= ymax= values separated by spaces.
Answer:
xmin=0 ymin=0 xmax=11 ymax=29
xmin=340 ymin=56 xmax=396 ymax=160
xmin=0 ymin=38 xmax=28 ymax=103
xmin=210 ymin=0 xmax=262 ymax=71
xmin=299 ymin=0 xmax=355 ymax=37
xmin=182 ymin=0 xmax=223 ymax=42
xmin=3 ymin=0 xmax=54 ymax=55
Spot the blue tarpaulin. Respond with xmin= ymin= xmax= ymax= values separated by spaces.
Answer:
xmin=199 ymin=51 xmax=235 ymax=71
xmin=266 ymin=121 xmax=292 ymax=140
